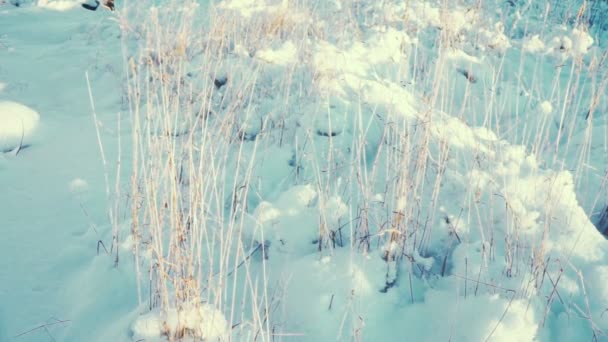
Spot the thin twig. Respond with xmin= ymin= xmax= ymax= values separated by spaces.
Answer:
xmin=484 ymin=293 xmax=516 ymax=342
xmin=15 ymin=318 xmax=71 ymax=339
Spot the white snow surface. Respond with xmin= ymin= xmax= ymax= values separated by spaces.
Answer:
xmin=0 ymin=101 xmax=40 ymax=152
xmin=1 ymin=0 xmax=608 ymax=341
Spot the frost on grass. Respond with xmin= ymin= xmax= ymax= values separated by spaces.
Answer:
xmin=131 ymin=304 xmax=228 ymax=341
xmin=0 ymin=101 xmax=40 ymax=153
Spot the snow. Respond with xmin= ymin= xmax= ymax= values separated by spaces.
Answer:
xmin=386 ymin=291 xmax=538 ymax=342
xmin=1 ymin=0 xmax=608 ymax=341
xmin=540 ymin=101 xmax=553 ymax=115
xmin=571 ymin=27 xmax=595 ymax=55
xmin=68 ymin=177 xmax=88 ymax=193
xmin=523 ymin=34 xmax=546 ymax=53
xmin=131 ymin=304 xmax=228 ymax=341
xmin=0 ymin=101 xmax=40 ymax=152
xmin=256 ymin=40 xmax=298 ymax=65
xmin=248 ymin=184 xmax=320 ymax=253
xmin=36 ymin=0 xmax=83 ymax=11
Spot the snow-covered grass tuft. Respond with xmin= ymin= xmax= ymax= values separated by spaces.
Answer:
xmin=117 ymin=0 xmax=296 ymax=339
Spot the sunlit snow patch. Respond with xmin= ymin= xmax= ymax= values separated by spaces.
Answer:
xmin=256 ymin=41 xmax=298 ymax=65
xmin=248 ymin=184 xmax=319 ymax=251
xmin=36 ymin=0 xmax=85 ymax=11
xmin=131 ymin=304 xmax=228 ymax=341
xmin=539 ymin=101 xmax=553 ymax=115
xmin=0 ymin=101 xmax=40 ymax=153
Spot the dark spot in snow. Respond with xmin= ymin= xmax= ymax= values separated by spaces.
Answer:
xmin=456 ymin=68 xmax=477 ymax=83
xmin=380 ymin=279 xmax=397 ymax=293
xmin=214 ymin=76 xmax=228 ymax=89
xmin=594 ymin=205 xmax=608 ymax=237
xmin=82 ymin=0 xmax=100 ymax=11
xmin=1 ymin=144 xmax=30 ymax=154
xmin=288 ymin=153 xmax=301 ymax=167
xmin=316 ymin=129 xmax=339 ymax=137
xmin=585 ymin=109 xmax=593 ymax=120
xmin=103 ymin=0 xmax=114 ymax=11
xmin=237 ymin=130 xmax=257 ymax=142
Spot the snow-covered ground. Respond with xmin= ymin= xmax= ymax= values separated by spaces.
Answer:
xmin=1 ymin=0 xmax=607 ymax=341
xmin=0 ymin=2 xmax=133 ymax=341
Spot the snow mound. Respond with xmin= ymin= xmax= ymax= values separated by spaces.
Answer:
xmin=387 ymin=291 xmax=538 ymax=342
xmin=131 ymin=304 xmax=228 ymax=341
xmin=7 ymin=0 xmax=98 ymax=11
xmin=0 ymin=101 xmax=40 ymax=153
xmin=248 ymin=184 xmax=320 ymax=252
xmin=36 ymin=0 xmax=84 ymax=11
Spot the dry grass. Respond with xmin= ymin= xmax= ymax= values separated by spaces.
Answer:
xmin=108 ymin=0 xmax=608 ymax=340
xmin=114 ymin=0 xmax=329 ymax=340
xmin=118 ymin=1 xmax=272 ymax=340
